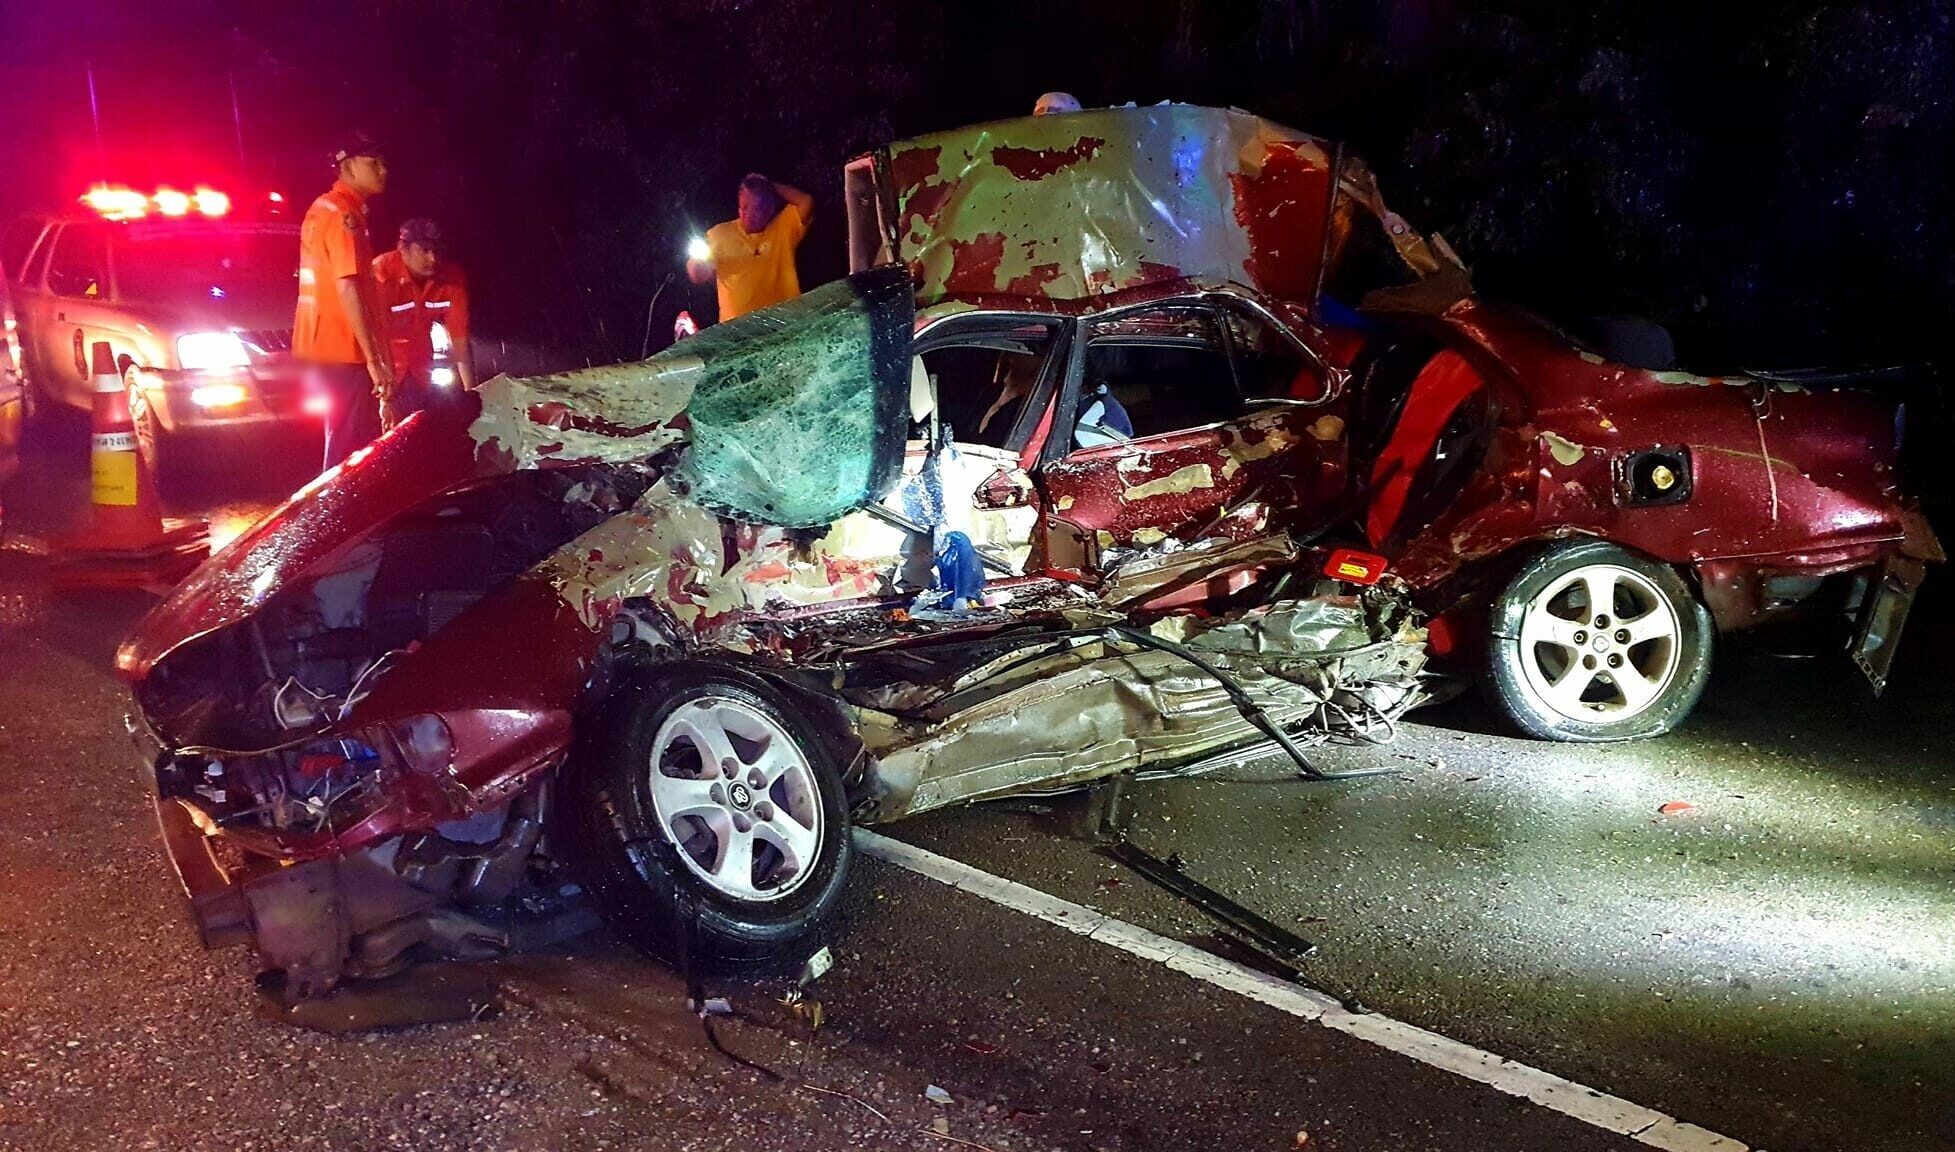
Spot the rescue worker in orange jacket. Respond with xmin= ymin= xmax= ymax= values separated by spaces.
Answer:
xmin=295 ymin=136 xmax=393 ymax=468
xmin=371 ymin=217 xmax=473 ymax=424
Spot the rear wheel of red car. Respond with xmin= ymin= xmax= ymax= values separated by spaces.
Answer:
xmin=1485 ymin=541 xmax=1713 ymax=741
xmin=561 ymin=663 xmax=853 ymax=968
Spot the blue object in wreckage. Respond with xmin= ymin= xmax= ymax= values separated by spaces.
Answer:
xmin=934 ymin=531 xmax=985 ymax=607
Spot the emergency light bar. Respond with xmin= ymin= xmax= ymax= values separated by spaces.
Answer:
xmin=81 ymin=185 xmax=149 ymax=221
xmin=81 ymin=183 xmax=233 ymax=221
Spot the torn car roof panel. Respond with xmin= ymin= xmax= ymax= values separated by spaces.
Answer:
xmin=886 ymin=105 xmax=1349 ymax=307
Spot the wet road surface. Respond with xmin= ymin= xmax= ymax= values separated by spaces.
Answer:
xmin=2 ymin=419 xmax=1949 ymax=1150
xmin=900 ymin=647 xmax=1955 ymax=1152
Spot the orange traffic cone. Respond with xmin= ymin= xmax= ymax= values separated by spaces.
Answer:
xmin=51 ymin=341 xmax=208 ymax=590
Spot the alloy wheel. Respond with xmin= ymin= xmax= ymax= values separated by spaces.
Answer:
xmin=1516 ymin=563 xmax=1683 ymax=723
xmin=647 ymin=696 xmax=823 ymax=902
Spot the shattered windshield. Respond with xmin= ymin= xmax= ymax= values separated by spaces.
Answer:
xmin=675 ymin=265 xmax=915 ymax=526
xmin=469 ymin=266 xmax=915 ymax=528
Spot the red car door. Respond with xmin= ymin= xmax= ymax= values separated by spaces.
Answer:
xmin=1034 ymin=298 xmax=1349 ymax=584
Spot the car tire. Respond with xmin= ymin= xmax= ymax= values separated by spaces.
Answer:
xmin=1484 ymin=541 xmax=1713 ymax=741
xmin=129 ymin=376 xmax=185 ymax=493
xmin=560 ymin=662 xmax=853 ymax=968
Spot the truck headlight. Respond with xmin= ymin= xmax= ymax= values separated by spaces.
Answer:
xmin=176 ymin=331 xmax=250 ymax=371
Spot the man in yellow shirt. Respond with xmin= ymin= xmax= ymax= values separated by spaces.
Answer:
xmin=686 ymin=173 xmax=813 ymax=322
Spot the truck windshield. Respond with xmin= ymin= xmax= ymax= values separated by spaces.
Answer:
xmin=114 ymin=227 xmax=298 ymax=309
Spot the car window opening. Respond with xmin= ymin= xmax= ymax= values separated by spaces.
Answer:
xmin=923 ymin=335 xmax=1055 ymax=452
xmin=1084 ymin=309 xmax=1238 ymax=441
xmin=48 ymin=224 xmax=110 ymax=299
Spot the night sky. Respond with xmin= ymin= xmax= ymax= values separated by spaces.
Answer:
xmin=4 ymin=0 xmax=1952 ymax=376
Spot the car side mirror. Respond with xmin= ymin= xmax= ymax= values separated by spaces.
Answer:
xmin=972 ymin=466 xmax=1035 ymax=510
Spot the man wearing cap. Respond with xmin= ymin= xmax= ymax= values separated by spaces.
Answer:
xmin=685 ymin=173 xmax=813 ymax=322
xmin=295 ymin=137 xmax=393 ymax=467
xmin=372 ymin=217 xmax=473 ymax=423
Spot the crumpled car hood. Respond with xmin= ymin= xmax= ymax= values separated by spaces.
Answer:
xmin=117 ymin=267 xmax=915 ymax=680
xmin=115 ymin=402 xmax=485 ymax=679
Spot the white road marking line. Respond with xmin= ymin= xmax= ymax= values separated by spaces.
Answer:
xmin=855 ymin=828 xmax=1749 ymax=1152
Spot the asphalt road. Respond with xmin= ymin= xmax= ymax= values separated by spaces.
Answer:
xmin=2 ymin=418 xmax=1950 ymax=1152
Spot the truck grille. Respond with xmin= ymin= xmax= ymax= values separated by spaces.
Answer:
xmin=241 ymin=329 xmax=293 ymax=354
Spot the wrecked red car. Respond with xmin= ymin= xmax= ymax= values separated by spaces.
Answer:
xmin=854 ymin=105 xmax=1940 ymax=739
xmin=121 ymin=105 xmax=1935 ymax=993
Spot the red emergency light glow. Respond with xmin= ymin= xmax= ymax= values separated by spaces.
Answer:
xmin=81 ymin=184 xmax=233 ymax=220
xmin=1323 ymin=547 xmax=1388 ymax=585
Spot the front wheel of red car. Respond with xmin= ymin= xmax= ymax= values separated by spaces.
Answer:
xmin=561 ymin=663 xmax=853 ymax=968
xmin=1485 ymin=541 xmax=1713 ymax=741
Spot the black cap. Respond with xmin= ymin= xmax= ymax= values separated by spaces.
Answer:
xmin=398 ymin=218 xmax=442 ymax=248
xmin=330 ymin=135 xmax=384 ymax=166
